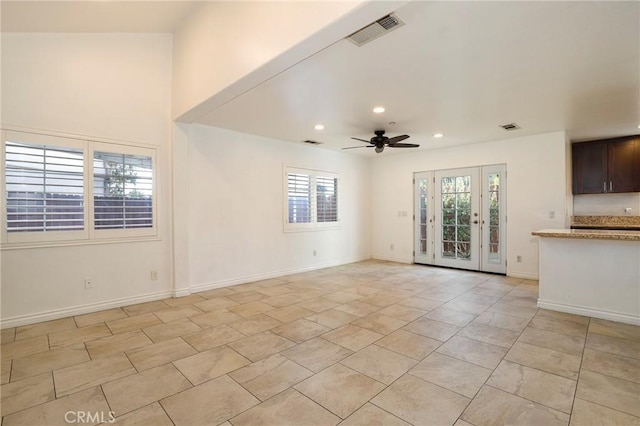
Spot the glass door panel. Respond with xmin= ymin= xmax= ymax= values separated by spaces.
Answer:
xmin=482 ymin=165 xmax=506 ymax=273
xmin=414 ymin=171 xmax=434 ymax=265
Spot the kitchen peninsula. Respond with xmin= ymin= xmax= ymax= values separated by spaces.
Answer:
xmin=532 ymin=222 xmax=640 ymax=326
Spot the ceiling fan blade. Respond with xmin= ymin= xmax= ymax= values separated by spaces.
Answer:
xmin=387 ymin=135 xmax=410 ymax=144
xmin=342 ymin=145 xmax=374 ymax=150
xmin=388 ymin=143 xmax=420 ymax=148
xmin=351 ymin=137 xmax=372 ymax=143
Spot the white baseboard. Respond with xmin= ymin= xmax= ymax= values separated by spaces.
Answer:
xmin=371 ymin=253 xmax=412 ymax=264
xmin=189 ymin=255 xmax=372 ymax=294
xmin=538 ymin=299 xmax=640 ymax=326
xmin=172 ymin=288 xmax=192 ymax=298
xmin=1 ymin=290 xmax=173 ymax=329
xmin=507 ymin=271 xmax=539 ymax=280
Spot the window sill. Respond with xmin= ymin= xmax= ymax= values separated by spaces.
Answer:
xmin=0 ymin=235 xmax=162 ymax=251
xmin=283 ymin=225 xmax=341 ymax=233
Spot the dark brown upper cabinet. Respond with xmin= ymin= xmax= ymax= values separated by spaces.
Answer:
xmin=572 ymin=136 xmax=639 ymax=194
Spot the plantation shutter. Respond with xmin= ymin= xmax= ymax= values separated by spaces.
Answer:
xmin=316 ymin=175 xmax=338 ymax=222
xmin=287 ymin=172 xmax=312 ymax=223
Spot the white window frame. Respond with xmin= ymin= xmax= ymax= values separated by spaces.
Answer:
xmin=283 ymin=166 xmax=340 ymax=232
xmin=1 ymin=129 xmax=158 ymax=249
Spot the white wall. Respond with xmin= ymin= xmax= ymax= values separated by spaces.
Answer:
xmin=573 ymin=193 xmax=640 ymax=216
xmin=1 ymin=34 xmax=174 ymax=326
xmin=183 ymin=125 xmax=372 ymax=290
xmin=371 ymin=132 xmax=569 ymax=279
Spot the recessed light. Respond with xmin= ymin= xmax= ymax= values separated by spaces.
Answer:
xmin=314 ymin=124 xmax=325 ymax=130
xmin=373 ymin=106 xmax=385 ymax=114
xmin=433 ymin=133 xmax=444 ymax=138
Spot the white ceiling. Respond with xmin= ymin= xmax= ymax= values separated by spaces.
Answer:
xmin=195 ymin=1 xmax=640 ymax=154
xmin=2 ymin=1 xmax=638 ymax=156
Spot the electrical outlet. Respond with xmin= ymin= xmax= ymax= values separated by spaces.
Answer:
xmin=150 ymin=271 xmax=158 ymax=281
xmin=549 ymin=211 xmax=555 ymax=219
xmin=390 ymin=244 xmax=394 ymax=251
xmin=516 ymin=256 xmax=522 ymax=263
xmin=624 ymin=207 xmax=632 ymax=214
xmin=84 ymin=278 xmax=93 ymax=289
xmin=313 ymin=250 xmax=317 ymax=257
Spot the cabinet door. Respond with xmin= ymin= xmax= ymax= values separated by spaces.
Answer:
xmin=608 ymin=138 xmax=638 ymax=193
xmin=572 ymin=141 xmax=607 ymax=194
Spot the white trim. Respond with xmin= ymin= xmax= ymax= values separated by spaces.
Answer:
xmin=0 ymin=290 xmax=173 ymax=329
xmin=538 ymin=299 xmax=640 ymax=326
xmin=506 ymin=271 xmax=539 ymax=280
xmin=190 ymin=255 xmax=371 ymax=294
xmin=172 ymin=288 xmax=192 ymax=298
xmin=371 ymin=253 xmax=413 ymax=264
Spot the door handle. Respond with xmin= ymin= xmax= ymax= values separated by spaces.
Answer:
xmin=603 ymin=182 xmax=607 ymax=192
xmin=473 ymin=220 xmax=479 ymax=224
xmin=610 ymin=181 xmax=613 ymax=192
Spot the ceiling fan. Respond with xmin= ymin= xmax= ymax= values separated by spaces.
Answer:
xmin=343 ymin=130 xmax=419 ymax=153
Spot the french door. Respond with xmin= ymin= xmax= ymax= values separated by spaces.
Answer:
xmin=414 ymin=165 xmax=506 ymax=273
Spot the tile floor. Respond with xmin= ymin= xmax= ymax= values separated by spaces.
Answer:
xmin=1 ymin=260 xmax=639 ymax=425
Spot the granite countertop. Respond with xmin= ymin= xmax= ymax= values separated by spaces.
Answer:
xmin=571 ymin=215 xmax=640 ymax=230
xmin=532 ymin=229 xmax=640 ymax=241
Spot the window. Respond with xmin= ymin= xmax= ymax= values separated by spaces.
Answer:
xmin=285 ymin=167 xmax=338 ymax=231
xmin=2 ymin=130 xmax=157 ymax=246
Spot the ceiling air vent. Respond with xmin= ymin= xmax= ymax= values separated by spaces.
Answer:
xmin=302 ymin=140 xmax=322 ymax=145
xmin=499 ymin=123 xmax=521 ymax=131
xmin=347 ymin=13 xmax=405 ymax=47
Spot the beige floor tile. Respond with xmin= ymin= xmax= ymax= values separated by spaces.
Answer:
xmin=257 ymin=286 xmax=295 ymax=297
xmin=398 ymin=296 xmax=443 ymax=311
xmin=461 ymin=385 xmax=569 ymax=426
xmin=1 ymin=327 xmax=16 ymax=344
xmin=122 ymin=300 xmax=170 ymax=316
xmin=402 ymin=317 xmax=460 ymax=341
xmin=436 ymin=335 xmax=508 ymax=369
xmin=74 ymin=308 xmax=127 ymax=327
xmin=182 ymin=324 xmax=246 ymax=351
xmin=518 ymin=326 xmax=585 ymax=356
xmin=295 ymin=297 xmax=341 ymax=313
xmin=536 ymin=309 xmax=590 ymax=326
xmin=487 ymin=301 xmax=538 ymax=320
xmin=529 ymin=316 xmax=588 ymax=338
xmin=458 ymin=323 xmax=520 ymax=348
xmin=323 ymin=291 xmax=364 ymax=304
xmin=505 ymin=341 xmax=581 ymax=380
xmin=454 ymin=419 xmax=475 ymax=426
xmin=341 ymin=344 xmax=416 ymax=385
xmin=0 ymin=335 xmax=49 ymax=360
xmin=85 ymin=330 xmax=153 ymax=359
xmin=271 ymin=318 xmax=330 ymax=343
xmin=228 ymin=301 xmax=277 ymax=318
xmin=2 ymin=357 xmax=12 ymax=384
xmin=227 ymin=291 xmax=268 ymax=304
xmin=48 ymin=323 xmax=111 ymax=349
xmin=351 ymin=313 xmax=407 ymax=335
xmin=488 ymin=360 xmax=576 ymax=413
xmin=424 ymin=307 xmax=476 ymax=327
xmin=334 ymin=301 xmax=381 ymax=317
xmin=375 ymin=329 xmax=441 ymax=361
xmin=107 ymin=313 xmax=162 ymax=335
xmin=341 ymin=403 xmax=410 ymax=426
xmin=500 ymin=295 xmax=538 ymax=309
xmin=229 ymin=353 xmax=313 ymax=401
xmin=189 ymin=309 xmax=243 ymax=329
xmin=53 ymin=353 xmax=136 ymax=397
xmin=142 ymin=318 xmax=201 ymax=342
xmin=322 ymin=324 xmax=383 ymax=352
xmin=11 ymin=343 xmax=90 ymax=381
xmin=577 ymin=369 xmax=640 ymax=417
xmin=0 ymin=372 xmax=55 ymax=416
xmin=473 ymin=311 xmax=530 ymax=332
xmin=126 ymin=337 xmax=197 ymax=371
xmin=160 ymin=374 xmax=259 ymax=425
xmin=345 ymin=286 xmax=382 ymax=296
xmin=229 ymin=331 xmax=296 ymax=362
xmin=281 ymin=337 xmax=353 ymax=372
xmin=261 ymin=294 xmax=304 ymax=308
xmin=409 ymin=352 xmax=492 ymax=398
xmin=306 ymin=309 xmax=359 ymax=329
xmin=102 ymin=364 xmax=192 ymax=416
xmin=586 ymin=332 xmax=640 ymax=360
xmin=377 ymin=304 xmax=426 ymax=322
xmin=464 ymin=289 xmax=506 ymax=302
xmin=193 ymin=297 xmax=238 ymax=312
xmin=359 ymin=293 xmax=404 ymax=308
xmin=15 ymin=317 xmax=77 ymax=341
xmin=264 ymin=305 xmax=313 ymax=323
xmin=589 ymin=318 xmax=640 ymax=341
xmin=1 ymin=386 xmax=109 ymax=426
xmin=371 ymin=373 xmax=470 ymax=425
xmin=441 ymin=299 xmax=490 ymax=315
xmin=582 ymin=348 xmax=640 ymax=383
xmin=295 ymin=364 xmax=385 ymax=419
xmin=228 ymin=314 xmax=282 ymax=335
xmin=153 ymin=305 xmax=203 ymax=323
xmin=163 ymin=294 xmax=207 ymax=308
xmin=173 ymin=345 xmax=250 ymax=385
xmin=230 ymin=388 xmax=340 ymax=426
xmin=110 ymin=402 xmax=174 ymax=426
xmin=570 ymin=398 xmax=640 ymax=426
xmin=198 ymin=287 xmax=237 ymax=298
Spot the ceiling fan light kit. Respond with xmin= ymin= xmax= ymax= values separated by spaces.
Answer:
xmin=343 ymin=129 xmax=419 ymax=153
